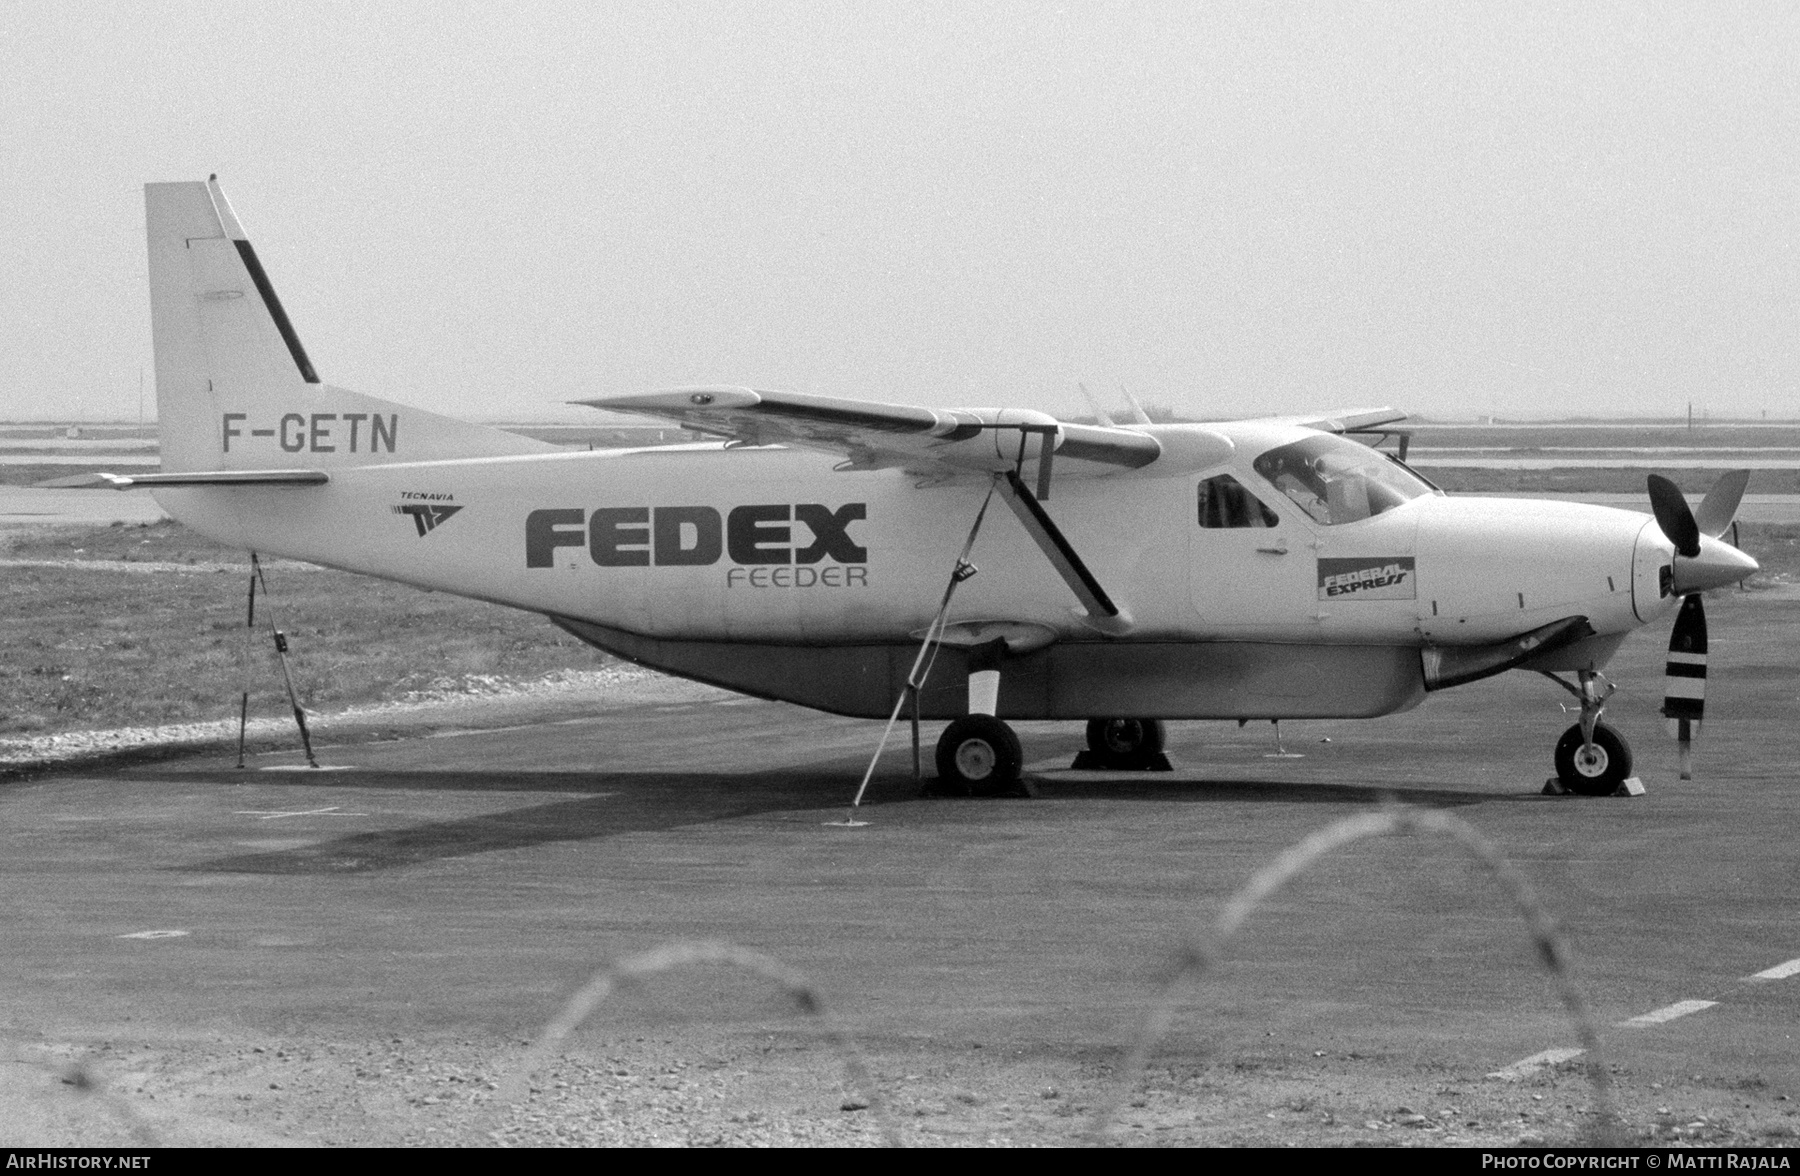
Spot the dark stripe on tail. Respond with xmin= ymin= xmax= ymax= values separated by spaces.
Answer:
xmin=233 ymin=239 xmax=320 ymax=384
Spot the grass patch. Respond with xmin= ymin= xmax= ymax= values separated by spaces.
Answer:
xmin=1417 ymin=467 xmax=1800 ymax=494
xmin=0 ymin=520 xmax=614 ymax=736
xmin=1409 ymin=424 xmax=1800 ymax=450
xmin=1736 ymin=523 xmax=1800 ymax=583
xmin=0 ymin=463 xmax=139 ymax=486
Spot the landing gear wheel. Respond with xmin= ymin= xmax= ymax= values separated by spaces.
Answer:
xmin=1073 ymin=718 xmax=1172 ymax=771
xmin=1554 ymin=723 xmax=1633 ymax=796
xmin=934 ymin=716 xmax=1024 ymax=797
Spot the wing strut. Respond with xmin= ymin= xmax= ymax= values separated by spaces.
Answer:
xmin=996 ymin=469 xmax=1125 ymax=626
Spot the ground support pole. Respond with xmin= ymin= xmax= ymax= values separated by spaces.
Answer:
xmin=909 ymin=686 xmax=922 ymax=786
xmin=830 ymin=482 xmax=996 ymax=825
xmin=236 ymin=557 xmax=256 ymax=769
xmin=253 ymin=555 xmax=320 ymax=769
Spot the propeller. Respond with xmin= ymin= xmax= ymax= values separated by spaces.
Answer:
xmin=1650 ymin=471 xmax=1756 ymax=779
xmin=1663 ymin=593 xmax=1707 ymax=780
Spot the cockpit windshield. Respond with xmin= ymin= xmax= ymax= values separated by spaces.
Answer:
xmin=1251 ymin=434 xmax=1433 ymax=526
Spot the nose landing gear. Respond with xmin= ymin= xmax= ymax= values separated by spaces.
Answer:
xmin=1542 ymin=669 xmax=1634 ymax=796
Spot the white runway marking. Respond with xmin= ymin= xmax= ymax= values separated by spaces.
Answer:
xmin=1617 ymin=999 xmax=1717 ymax=1027
xmin=259 ymin=764 xmax=356 ymax=772
xmin=118 ymin=930 xmax=188 ymax=940
xmin=233 ymin=806 xmax=366 ymax=820
xmin=1748 ymin=958 xmax=1800 ymax=982
xmin=1487 ymin=1047 xmax=1585 ymax=1080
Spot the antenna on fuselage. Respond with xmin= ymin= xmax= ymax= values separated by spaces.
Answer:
xmin=1078 ymin=382 xmax=1117 ymax=428
xmin=1118 ymin=386 xmax=1153 ymax=426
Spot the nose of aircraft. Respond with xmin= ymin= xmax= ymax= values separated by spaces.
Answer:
xmin=1674 ymin=533 xmax=1760 ymax=594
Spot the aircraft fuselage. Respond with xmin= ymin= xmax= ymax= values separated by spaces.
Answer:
xmin=155 ymin=419 xmax=1677 ymax=721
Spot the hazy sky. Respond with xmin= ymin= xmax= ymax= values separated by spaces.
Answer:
xmin=3 ymin=2 xmax=1795 ymax=423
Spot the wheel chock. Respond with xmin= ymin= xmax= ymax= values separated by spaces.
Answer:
xmin=1069 ymin=750 xmax=1174 ymax=771
xmin=919 ymin=775 xmax=1036 ymax=798
xmin=1542 ymin=776 xmax=1645 ymax=797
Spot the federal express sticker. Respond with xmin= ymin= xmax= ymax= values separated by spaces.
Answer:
xmin=1317 ymin=556 xmax=1416 ymax=601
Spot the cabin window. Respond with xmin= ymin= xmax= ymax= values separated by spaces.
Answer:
xmin=1197 ymin=474 xmax=1279 ymax=528
xmin=1251 ymin=435 xmax=1431 ymax=526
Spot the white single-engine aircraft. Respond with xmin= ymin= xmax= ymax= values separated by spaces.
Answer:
xmin=67 ymin=179 xmax=1760 ymax=797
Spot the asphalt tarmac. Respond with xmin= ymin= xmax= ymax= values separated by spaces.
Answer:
xmin=4 ymin=588 xmax=1800 ymax=1145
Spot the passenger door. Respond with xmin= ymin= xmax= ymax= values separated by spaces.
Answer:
xmin=1188 ymin=473 xmax=1318 ymax=637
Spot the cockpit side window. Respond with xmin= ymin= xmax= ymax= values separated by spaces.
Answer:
xmin=1197 ymin=474 xmax=1279 ymax=528
xmin=1250 ymin=434 xmax=1431 ymax=526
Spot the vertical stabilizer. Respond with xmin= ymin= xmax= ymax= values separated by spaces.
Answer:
xmin=145 ymin=178 xmax=555 ymax=472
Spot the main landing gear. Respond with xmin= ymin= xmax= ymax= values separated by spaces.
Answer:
xmin=1543 ymin=668 xmax=1634 ymax=796
xmin=932 ymin=715 xmax=1178 ymax=794
xmin=1072 ymin=718 xmax=1173 ymax=771
xmin=934 ymin=715 xmax=1025 ymax=796
xmin=927 ymin=642 xmax=1179 ymax=795
xmin=929 ymin=640 xmax=1033 ymax=797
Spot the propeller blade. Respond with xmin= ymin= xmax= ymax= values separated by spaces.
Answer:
xmin=1694 ymin=469 xmax=1751 ymax=538
xmin=1077 ymin=382 xmax=1116 ymax=428
xmin=1662 ymin=593 xmax=1707 ymax=780
xmin=1648 ymin=474 xmax=1701 ymax=558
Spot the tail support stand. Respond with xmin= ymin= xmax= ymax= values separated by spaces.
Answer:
xmin=252 ymin=554 xmax=320 ymax=769
xmin=236 ymin=557 xmax=256 ymax=769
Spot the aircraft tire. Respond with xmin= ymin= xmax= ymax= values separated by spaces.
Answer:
xmin=936 ymin=716 xmax=1024 ymax=796
xmin=1553 ymin=723 xmax=1632 ymax=797
xmin=1084 ymin=718 xmax=1167 ymax=769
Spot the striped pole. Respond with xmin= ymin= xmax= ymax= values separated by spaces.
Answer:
xmin=1662 ymin=594 xmax=1707 ymax=780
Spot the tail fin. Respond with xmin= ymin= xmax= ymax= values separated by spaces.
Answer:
xmin=146 ymin=177 xmax=554 ymax=472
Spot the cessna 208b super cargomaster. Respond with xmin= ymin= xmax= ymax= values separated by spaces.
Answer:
xmin=76 ymin=178 xmax=1759 ymax=796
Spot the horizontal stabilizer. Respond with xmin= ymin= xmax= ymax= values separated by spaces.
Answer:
xmin=37 ymin=469 xmax=329 ymax=490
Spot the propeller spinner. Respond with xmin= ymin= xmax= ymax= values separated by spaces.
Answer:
xmin=1650 ymin=471 xmax=1756 ymax=780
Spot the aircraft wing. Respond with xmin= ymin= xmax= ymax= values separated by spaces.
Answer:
xmin=574 ymin=387 xmax=1162 ymax=479
xmin=1236 ymin=406 xmax=1408 ymax=434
